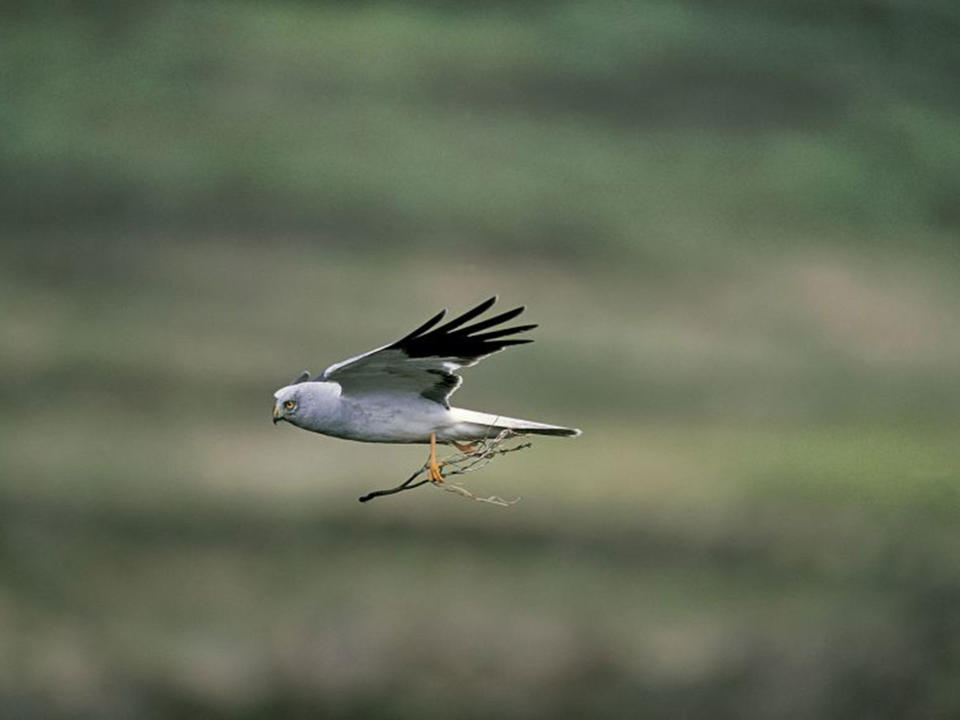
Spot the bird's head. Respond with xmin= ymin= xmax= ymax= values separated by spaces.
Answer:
xmin=272 ymin=385 xmax=302 ymax=425
xmin=272 ymin=377 xmax=342 ymax=428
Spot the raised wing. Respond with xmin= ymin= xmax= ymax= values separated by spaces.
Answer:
xmin=318 ymin=297 xmax=536 ymax=407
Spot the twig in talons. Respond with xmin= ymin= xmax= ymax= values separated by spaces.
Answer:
xmin=358 ymin=464 xmax=430 ymax=502
xmin=434 ymin=481 xmax=521 ymax=507
xmin=357 ymin=429 xmax=531 ymax=505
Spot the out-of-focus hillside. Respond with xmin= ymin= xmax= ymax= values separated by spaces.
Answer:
xmin=2 ymin=2 xmax=959 ymax=719
xmin=4 ymin=1 xmax=959 ymax=256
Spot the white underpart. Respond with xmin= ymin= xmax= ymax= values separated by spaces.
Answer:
xmin=273 ymin=381 xmax=578 ymax=444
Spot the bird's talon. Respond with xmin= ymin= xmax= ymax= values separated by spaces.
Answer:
xmin=428 ymin=432 xmax=445 ymax=482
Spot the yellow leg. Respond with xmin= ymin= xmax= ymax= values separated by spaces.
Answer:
xmin=428 ymin=432 xmax=445 ymax=483
xmin=453 ymin=440 xmax=479 ymax=454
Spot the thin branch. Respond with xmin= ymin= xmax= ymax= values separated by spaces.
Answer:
xmin=357 ymin=465 xmax=430 ymax=503
xmin=357 ymin=430 xmax=531 ymax=505
xmin=434 ymin=482 xmax=521 ymax=507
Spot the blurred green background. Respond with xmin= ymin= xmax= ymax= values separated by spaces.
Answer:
xmin=3 ymin=1 xmax=960 ymax=717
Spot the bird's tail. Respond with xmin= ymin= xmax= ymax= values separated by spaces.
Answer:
xmin=449 ymin=408 xmax=581 ymax=439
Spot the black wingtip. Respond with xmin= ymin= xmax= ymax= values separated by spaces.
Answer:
xmin=434 ymin=296 xmax=499 ymax=334
xmin=454 ymin=305 xmax=525 ymax=335
xmin=497 ymin=339 xmax=534 ymax=347
xmin=397 ymin=309 xmax=447 ymax=343
xmin=470 ymin=324 xmax=538 ymax=342
xmin=390 ymin=297 xmax=535 ymax=361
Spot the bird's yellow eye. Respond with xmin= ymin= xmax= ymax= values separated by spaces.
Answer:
xmin=283 ymin=400 xmax=296 ymax=411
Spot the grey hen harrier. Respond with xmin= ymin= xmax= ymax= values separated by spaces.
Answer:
xmin=272 ymin=297 xmax=581 ymax=483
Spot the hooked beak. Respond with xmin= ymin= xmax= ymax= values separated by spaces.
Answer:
xmin=273 ymin=405 xmax=282 ymax=424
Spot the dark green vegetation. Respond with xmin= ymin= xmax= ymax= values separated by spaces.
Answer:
xmin=2 ymin=1 xmax=959 ymax=718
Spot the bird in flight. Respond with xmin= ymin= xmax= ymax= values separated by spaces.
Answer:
xmin=272 ymin=297 xmax=581 ymax=483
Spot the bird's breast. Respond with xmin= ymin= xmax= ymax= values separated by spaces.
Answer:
xmin=299 ymin=394 xmax=452 ymax=444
